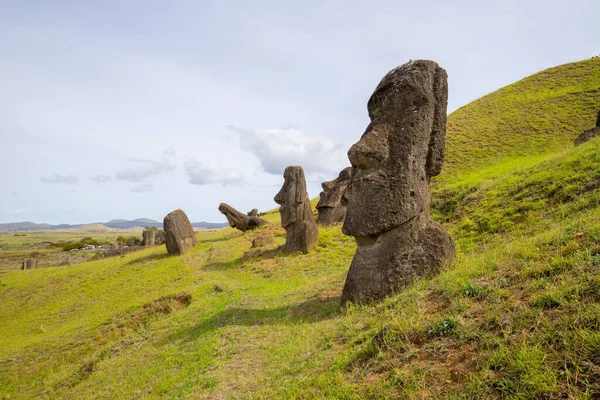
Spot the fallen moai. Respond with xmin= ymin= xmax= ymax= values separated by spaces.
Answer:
xmin=316 ymin=167 xmax=352 ymax=226
xmin=22 ymin=258 xmax=38 ymax=270
xmin=341 ymin=59 xmax=456 ymax=306
xmin=218 ymin=203 xmax=267 ymax=232
xmin=274 ymin=166 xmax=318 ymax=253
xmin=163 ymin=209 xmax=197 ymax=255
xmin=247 ymin=208 xmax=259 ymax=217
xmin=574 ymin=110 xmax=600 ymax=145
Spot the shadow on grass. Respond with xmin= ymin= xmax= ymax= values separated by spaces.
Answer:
xmin=202 ymin=245 xmax=285 ymax=271
xmin=170 ymin=295 xmax=341 ymax=341
xmin=125 ymin=252 xmax=169 ymax=265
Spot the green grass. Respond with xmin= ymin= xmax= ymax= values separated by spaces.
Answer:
xmin=3 ymin=57 xmax=600 ymax=398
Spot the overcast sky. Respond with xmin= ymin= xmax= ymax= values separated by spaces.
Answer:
xmin=1 ymin=0 xmax=598 ymax=224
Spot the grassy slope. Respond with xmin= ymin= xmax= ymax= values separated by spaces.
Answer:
xmin=3 ymin=58 xmax=600 ymax=399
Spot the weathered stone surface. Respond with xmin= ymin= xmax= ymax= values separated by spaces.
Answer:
xmin=574 ymin=111 xmax=600 ymax=146
xmin=163 ymin=209 xmax=197 ymax=255
xmin=274 ymin=166 xmax=318 ymax=253
xmin=218 ymin=203 xmax=267 ymax=232
xmin=248 ymin=208 xmax=259 ymax=217
xmin=574 ymin=127 xmax=600 ymax=146
xmin=22 ymin=258 xmax=37 ymax=270
xmin=252 ymin=235 xmax=274 ymax=248
xmin=317 ymin=167 xmax=352 ymax=226
xmin=341 ymin=60 xmax=455 ymax=306
xmin=141 ymin=229 xmax=156 ymax=246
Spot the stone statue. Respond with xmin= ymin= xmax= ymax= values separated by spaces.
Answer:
xmin=574 ymin=110 xmax=600 ymax=146
xmin=22 ymin=258 xmax=37 ymax=270
xmin=218 ymin=203 xmax=267 ymax=232
xmin=341 ymin=60 xmax=455 ymax=306
xmin=316 ymin=167 xmax=352 ymax=226
xmin=274 ymin=166 xmax=318 ymax=253
xmin=141 ymin=229 xmax=156 ymax=246
xmin=163 ymin=209 xmax=197 ymax=255
xmin=247 ymin=208 xmax=259 ymax=217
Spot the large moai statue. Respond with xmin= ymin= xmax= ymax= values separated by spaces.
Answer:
xmin=218 ymin=203 xmax=267 ymax=232
xmin=163 ymin=209 xmax=197 ymax=255
xmin=274 ymin=166 xmax=319 ymax=253
xmin=316 ymin=167 xmax=352 ymax=226
xmin=341 ymin=60 xmax=456 ymax=306
xmin=141 ymin=229 xmax=156 ymax=246
xmin=574 ymin=110 xmax=600 ymax=145
xmin=22 ymin=258 xmax=38 ymax=270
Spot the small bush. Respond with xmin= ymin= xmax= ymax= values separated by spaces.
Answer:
xmin=428 ymin=316 xmax=458 ymax=337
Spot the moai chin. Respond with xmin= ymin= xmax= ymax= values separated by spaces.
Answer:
xmin=341 ymin=60 xmax=455 ymax=306
xmin=316 ymin=167 xmax=352 ymax=226
xmin=274 ymin=166 xmax=319 ymax=253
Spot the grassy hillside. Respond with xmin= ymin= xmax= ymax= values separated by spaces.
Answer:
xmin=440 ymin=57 xmax=600 ymax=184
xmin=2 ymin=58 xmax=600 ymax=399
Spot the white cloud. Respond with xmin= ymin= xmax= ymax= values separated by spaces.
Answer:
xmin=184 ymin=159 xmax=244 ymax=186
xmin=131 ymin=183 xmax=154 ymax=193
xmin=230 ymin=126 xmax=348 ymax=176
xmin=115 ymin=154 xmax=175 ymax=183
xmin=41 ymin=174 xmax=79 ymax=185
xmin=90 ymin=175 xmax=113 ymax=184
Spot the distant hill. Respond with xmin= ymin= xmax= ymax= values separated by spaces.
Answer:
xmin=0 ymin=218 xmax=228 ymax=231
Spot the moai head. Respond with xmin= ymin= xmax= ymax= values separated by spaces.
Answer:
xmin=316 ymin=167 xmax=352 ymax=225
xmin=342 ymin=60 xmax=448 ymax=237
xmin=274 ymin=166 xmax=311 ymax=228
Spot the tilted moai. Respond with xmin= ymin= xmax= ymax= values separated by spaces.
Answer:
xmin=341 ymin=60 xmax=456 ymax=306
xmin=22 ymin=258 xmax=38 ymax=270
xmin=141 ymin=229 xmax=156 ymax=246
xmin=163 ymin=209 xmax=197 ymax=255
xmin=574 ymin=110 xmax=600 ymax=145
xmin=274 ymin=166 xmax=319 ymax=253
xmin=316 ymin=167 xmax=352 ymax=226
xmin=218 ymin=203 xmax=267 ymax=232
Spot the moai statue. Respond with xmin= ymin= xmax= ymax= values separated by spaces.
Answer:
xmin=218 ymin=203 xmax=267 ymax=232
xmin=316 ymin=167 xmax=352 ymax=226
xmin=163 ymin=209 xmax=197 ymax=255
xmin=274 ymin=166 xmax=319 ymax=253
xmin=574 ymin=110 xmax=600 ymax=145
xmin=247 ymin=208 xmax=259 ymax=217
xmin=141 ymin=229 xmax=156 ymax=246
xmin=341 ymin=60 xmax=455 ymax=306
xmin=22 ymin=258 xmax=38 ymax=270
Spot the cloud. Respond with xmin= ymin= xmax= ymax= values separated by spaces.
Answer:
xmin=184 ymin=159 xmax=244 ymax=186
xmin=115 ymin=157 xmax=175 ymax=182
xmin=131 ymin=183 xmax=154 ymax=193
xmin=230 ymin=126 xmax=348 ymax=176
xmin=90 ymin=175 xmax=113 ymax=184
xmin=41 ymin=174 xmax=79 ymax=185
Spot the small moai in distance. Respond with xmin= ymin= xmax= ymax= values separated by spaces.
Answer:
xmin=574 ymin=110 xmax=600 ymax=146
xmin=274 ymin=166 xmax=319 ymax=253
xmin=316 ymin=166 xmax=352 ymax=226
xmin=141 ymin=229 xmax=156 ymax=246
xmin=247 ymin=208 xmax=259 ymax=217
xmin=341 ymin=60 xmax=455 ymax=307
xmin=22 ymin=258 xmax=37 ymax=270
xmin=218 ymin=203 xmax=267 ymax=232
xmin=163 ymin=209 xmax=197 ymax=255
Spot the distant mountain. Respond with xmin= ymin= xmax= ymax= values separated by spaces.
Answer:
xmin=0 ymin=218 xmax=228 ymax=232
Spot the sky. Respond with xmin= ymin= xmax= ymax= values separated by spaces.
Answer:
xmin=1 ymin=0 xmax=599 ymax=224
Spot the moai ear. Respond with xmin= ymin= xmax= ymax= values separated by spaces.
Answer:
xmin=295 ymin=167 xmax=308 ymax=204
xmin=426 ymin=65 xmax=449 ymax=179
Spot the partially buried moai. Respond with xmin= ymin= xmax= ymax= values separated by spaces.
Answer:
xmin=218 ymin=203 xmax=267 ymax=232
xmin=274 ymin=166 xmax=319 ymax=253
xmin=316 ymin=167 xmax=352 ymax=226
xmin=341 ymin=59 xmax=455 ymax=306
xmin=141 ymin=229 xmax=156 ymax=246
xmin=163 ymin=209 xmax=197 ymax=255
